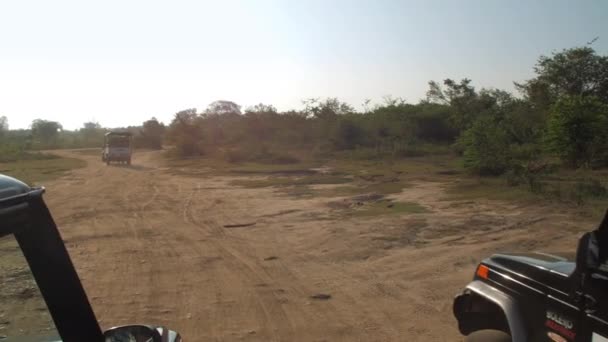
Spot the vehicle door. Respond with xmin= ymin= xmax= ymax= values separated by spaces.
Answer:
xmin=545 ymin=291 xmax=580 ymax=342
xmin=579 ymin=263 xmax=608 ymax=342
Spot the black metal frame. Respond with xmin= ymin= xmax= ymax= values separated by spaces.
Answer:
xmin=0 ymin=187 xmax=103 ymax=342
xmin=103 ymin=131 xmax=133 ymax=146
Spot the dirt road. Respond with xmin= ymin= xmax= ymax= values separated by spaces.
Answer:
xmin=42 ymin=150 xmax=594 ymax=341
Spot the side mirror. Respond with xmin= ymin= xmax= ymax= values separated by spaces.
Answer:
xmin=576 ymin=209 xmax=608 ymax=273
xmin=104 ymin=325 xmax=162 ymax=342
xmin=575 ymin=231 xmax=601 ymax=273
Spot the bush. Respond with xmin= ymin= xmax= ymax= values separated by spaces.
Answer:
xmin=504 ymin=163 xmax=546 ymax=193
xmin=545 ymin=96 xmax=608 ymax=168
xmin=462 ymin=117 xmax=511 ymax=175
xmin=546 ymin=178 xmax=608 ymax=205
xmin=574 ymin=178 xmax=608 ymax=199
xmin=332 ymin=116 xmax=367 ymax=150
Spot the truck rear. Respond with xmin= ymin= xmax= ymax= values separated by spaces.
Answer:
xmin=102 ymin=131 xmax=133 ymax=165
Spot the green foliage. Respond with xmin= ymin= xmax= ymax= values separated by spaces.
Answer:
xmin=534 ymin=47 xmax=607 ymax=102
xmin=134 ymin=118 xmax=165 ymax=149
xmin=332 ymin=115 xmax=366 ymax=149
xmin=545 ymin=96 xmax=608 ymax=168
xmin=0 ymin=144 xmax=57 ymax=163
xmin=0 ymin=116 xmax=8 ymax=131
xmin=31 ymin=119 xmax=62 ymax=148
xmin=166 ymin=109 xmax=204 ymax=157
xmin=0 ymin=157 xmax=85 ymax=185
xmin=461 ymin=116 xmax=511 ymax=175
xmin=77 ymin=122 xmax=105 ymax=148
xmin=426 ymin=78 xmax=482 ymax=131
xmin=350 ymin=201 xmax=429 ymax=217
xmin=516 ymin=46 xmax=608 ymax=112
xmin=205 ymin=100 xmax=241 ymax=115
xmin=0 ymin=45 xmax=606 ymax=206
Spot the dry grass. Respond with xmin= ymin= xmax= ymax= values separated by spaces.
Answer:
xmin=0 ymin=157 xmax=86 ymax=185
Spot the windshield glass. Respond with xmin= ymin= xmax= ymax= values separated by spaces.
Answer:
xmin=0 ymin=235 xmax=59 ymax=341
xmin=107 ymin=136 xmax=130 ymax=148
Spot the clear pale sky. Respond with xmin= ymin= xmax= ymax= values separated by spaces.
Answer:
xmin=1 ymin=0 xmax=606 ymax=130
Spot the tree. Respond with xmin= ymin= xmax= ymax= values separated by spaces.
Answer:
xmin=166 ymin=109 xmax=203 ymax=156
xmin=31 ymin=119 xmax=62 ymax=147
xmin=462 ymin=116 xmax=511 ymax=175
xmin=136 ymin=118 xmax=165 ymax=149
xmin=204 ymin=100 xmax=241 ymax=115
xmin=303 ymin=98 xmax=354 ymax=120
xmin=516 ymin=47 xmax=608 ymax=104
xmin=0 ymin=116 xmax=8 ymax=131
xmin=242 ymin=104 xmax=279 ymax=142
xmin=411 ymin=103 xmax=457 ymax=143
xmin=245 ymin=103 xmax=277 ymax=114
xmin=80 ymin=121 xmax=104 ymax=147
xmin=426 ymin=78 xmax=485 ymax=132
xmin=333 ymin=115 xmax=366 ymax=149
xmin=83 ymin=121 xmax=101 ymax=130
xmin=545 ymin=96 xmax=608 ymax=168
xmin=0 ymin=116 xmax=7 ymax=140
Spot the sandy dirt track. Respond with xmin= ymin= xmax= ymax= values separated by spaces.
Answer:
xmin=42 ymin=150 xmax=595 ymax=341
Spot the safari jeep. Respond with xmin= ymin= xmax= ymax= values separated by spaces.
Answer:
xmin=453 ymin=210 xmax=608 ymax=342
xmin=0 ymin=173 xmax=182 ymax=341
xmin=102 ymin=131 xmax=133 ymax=165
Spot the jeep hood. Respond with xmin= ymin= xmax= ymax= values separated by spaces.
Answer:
xmin=486 ymin=252 xmax=576 ymax=294
xmin=490 ymin=252 xmax=576 ymax=276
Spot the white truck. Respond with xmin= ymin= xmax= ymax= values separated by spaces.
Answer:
xmin=101 ymin=131 xmax=133 ymax=165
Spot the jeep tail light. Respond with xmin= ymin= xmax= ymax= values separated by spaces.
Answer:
xmin=476 ymin=264 xmax=489 ymax=280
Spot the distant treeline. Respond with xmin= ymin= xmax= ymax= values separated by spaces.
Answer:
xmin=0 ymin=118 xmax=165 ymax=162
xmin=2 ymin=45 xmax=607 ymax=181
xmin=165 ymin=46 xmax=608 ymax=178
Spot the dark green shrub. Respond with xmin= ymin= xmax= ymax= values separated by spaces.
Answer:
xmin=545 ymin=96 xmax=608 ymax=168
xmin=462 ymin=117 xmax=511 ymax=175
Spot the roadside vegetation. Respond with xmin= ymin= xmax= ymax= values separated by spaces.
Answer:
xmin=0 ymin=117 xmax=165 ymax=152
xmin=160 ymin=46 xmax=607 ymax=213
xmin=0 ymin=156 xmax=86 ymax=185
xmin=1 ymin=45 xmax=606 ymax=212
xmin=0 ymin=117 xmax=164 ymax=184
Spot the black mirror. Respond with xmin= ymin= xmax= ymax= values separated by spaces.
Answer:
xmin=575 ymin=231 xmax=600 ymax=273
xmin=575 ymin=209 xmax=608 ymax=273
xmin=103 ymin=325 xmax=162 ymax=342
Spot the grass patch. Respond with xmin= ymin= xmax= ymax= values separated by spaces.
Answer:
xmin=445 ymin=178 xmax=537 ymax=202
xmin=313 ymin=181 xmax=411 ymax=198
xmin=328 ymin=155 xmax=462 ymax=181
xmin=169 ymin=152 xmax=607 ymax=215
xmin=0 ymin=145 xmax=59 ymax=163
xmin=350 ymin=200 xmax=429 ymax=217
xmin=71 ymin=148 xmax=101 ymax=156
xmin=358 ymin=181 xmax=411 ymax=195
xmin=0 ymin=157 xmax=86 ymax=185
xmin=281 ymin=185 xmax=317 ymax=198
xmin=161 ymin=154 xmax=324 ymax=177
xmin=179 ymin=154 xmax=459 ymax=201
xmin=445 ymin=175 xmax=608 ymax=218
xmin=231 ymin=174 xmax=352 ymax=188
xmin=223 ymin=148 xmax=301 ymax=164
xmin=230 ymin=162 xmax=323 ymax=175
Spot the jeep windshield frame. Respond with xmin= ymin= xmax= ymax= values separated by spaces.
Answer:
xmin=0 ymin=181 xmax=103 ymax=342
xmin=104 ymin=131 xmax=133 ymax=148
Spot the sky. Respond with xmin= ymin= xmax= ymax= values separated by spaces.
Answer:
xmin=1 ymin=0 xmax=607 ymax=130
